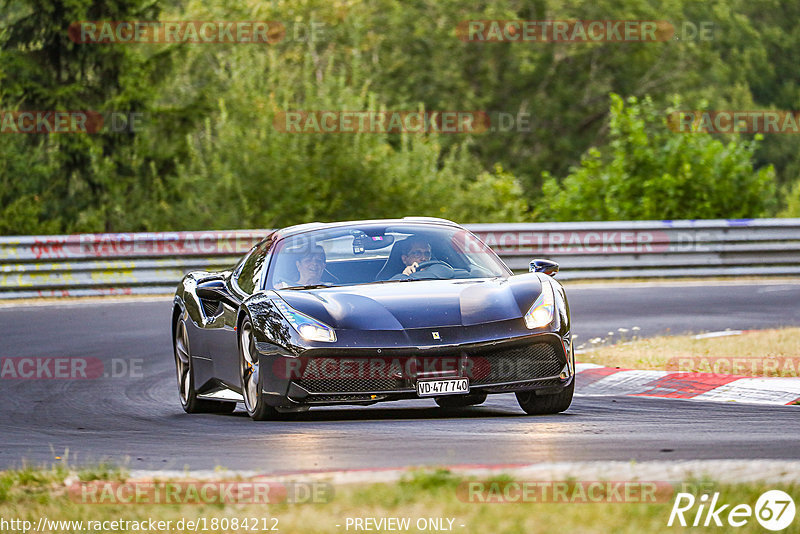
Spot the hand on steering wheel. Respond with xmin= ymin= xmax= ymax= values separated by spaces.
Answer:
xmin=402 ymin=262 xmax=418 ymax=276
xmin=403 ymin=260 xmax=454 ymax=279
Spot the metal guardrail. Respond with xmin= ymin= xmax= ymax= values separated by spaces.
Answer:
xmin=0 ymin=231 xmax=264 ymax=299
xmin=1 ymin=219 xmax=799 ymax=299
xmin=468 ymin=218 xmax=800 ymax=278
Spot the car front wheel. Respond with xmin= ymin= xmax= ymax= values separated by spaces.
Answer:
xmin=239 ymin=317 xmax=279 ymax=421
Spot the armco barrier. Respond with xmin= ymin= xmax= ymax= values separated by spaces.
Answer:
xmin=0 ymin=231 xmax=264 ymax=299
xmin=467 ymin=218 xmax=800 ymax=277
xmin=1 ymin=219 xmax=799 ymax=299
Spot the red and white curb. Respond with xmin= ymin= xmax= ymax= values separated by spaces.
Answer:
xmin=576 ymin=363 xmax=800 ymax=406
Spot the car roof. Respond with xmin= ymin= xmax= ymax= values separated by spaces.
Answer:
xmin=272 ymin=217 xmax=462 ymax=240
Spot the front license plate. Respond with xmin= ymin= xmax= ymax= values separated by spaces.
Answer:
xmin=416 ymin=378 xmax=469 ymax=397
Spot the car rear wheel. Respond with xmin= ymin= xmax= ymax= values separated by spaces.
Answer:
xmin=239 ymin=317 xmax=279 ymax=421
xmin=434 ymin=392 xmax=487 ymax=408
xmin=515 ymin=380 xmax=574 ymax=415
xmin=174 ymin=318 xmax=236 ymax=414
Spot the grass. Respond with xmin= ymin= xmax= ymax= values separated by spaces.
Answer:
xmin=1 ymin=466 xmax=798 ymax=533
xmin=579 ymin=327 xmax=800 ymax=375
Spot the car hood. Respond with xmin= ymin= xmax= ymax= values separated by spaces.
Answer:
xmin=276 ymin=274 xmax=543 ymax=330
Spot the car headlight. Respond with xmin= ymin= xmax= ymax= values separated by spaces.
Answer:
xmin=273 ymin=299 xmax=337 ymax=342
xmin=524 ymin=279 xmax=555 ymax=329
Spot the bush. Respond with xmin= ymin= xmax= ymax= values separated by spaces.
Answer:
xmin=171 ymin=44 xmax=529 ymax=229
xmin=778 ymin=180 xmax=800 ymax=217
xmin=538 ymin=94 xmax=777 ymax=221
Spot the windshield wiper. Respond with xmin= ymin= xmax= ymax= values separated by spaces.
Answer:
xmin=363 ymin=277 xmax=432 ymax=285
xmin=283 ymin=278 xmax=437 ymax=290
xmin=281 ymin=283 xmax=336 ymax=290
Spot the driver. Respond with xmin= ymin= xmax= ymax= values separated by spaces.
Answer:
xmin=399 ymin=238 xmax=432 ymax=276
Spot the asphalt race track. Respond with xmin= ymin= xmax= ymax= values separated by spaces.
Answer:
xmin=1 ymin=281 xmax=799 ymax=471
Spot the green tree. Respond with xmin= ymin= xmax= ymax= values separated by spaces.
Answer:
xmin=170 ymin=41 xmax=530 ymax=229
xmin=4 ymin=0 xmax=800 ymax=234
xmin=538 ymin=94 xmax=777 ymax=221
xmin=0 ymin=0 xmax=185 ymax=233
xmin=778 ymin=180 xmax=800 ymax=217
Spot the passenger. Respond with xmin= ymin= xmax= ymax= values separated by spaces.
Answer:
xmin=276 ymin=245 xmax=326 ymax=288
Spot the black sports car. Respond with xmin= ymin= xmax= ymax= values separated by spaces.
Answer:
xmin=172 ymin=218 xmax=574 ymax=420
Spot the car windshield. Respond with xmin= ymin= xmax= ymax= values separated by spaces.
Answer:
xmin=265 ymin=223 xmax=509 ymax=290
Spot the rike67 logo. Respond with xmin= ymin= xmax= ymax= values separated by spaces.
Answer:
xmin=668 ymin=490 xmax=796 ymax=531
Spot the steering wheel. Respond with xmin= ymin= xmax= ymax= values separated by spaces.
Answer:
xmin=408 ymin=260 xmax=455 ymax=279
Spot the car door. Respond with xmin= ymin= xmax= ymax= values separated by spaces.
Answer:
xmin=211 ymin=238 xmax=272 ymax=387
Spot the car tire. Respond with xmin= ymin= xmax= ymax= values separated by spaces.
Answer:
xmin=239 ymin=316 xmax=280 ymax=421
xmin=174 ymin=317 xmax=236 ymax=414
xmin=515 ymin=380 xmax=574 ymax=415
xmin=434 ymin=392 xmax=487 ymax=408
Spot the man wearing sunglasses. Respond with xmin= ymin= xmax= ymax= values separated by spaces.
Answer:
xmin=400 ymin=238 xmax=433 ymax=276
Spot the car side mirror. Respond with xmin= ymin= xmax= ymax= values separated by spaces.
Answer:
xmin=529 ymin=259 xmax=559 ymax=277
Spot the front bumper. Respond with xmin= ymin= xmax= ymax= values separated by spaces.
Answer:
xmin=257 ymin=331 xmax=574 ymax=407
